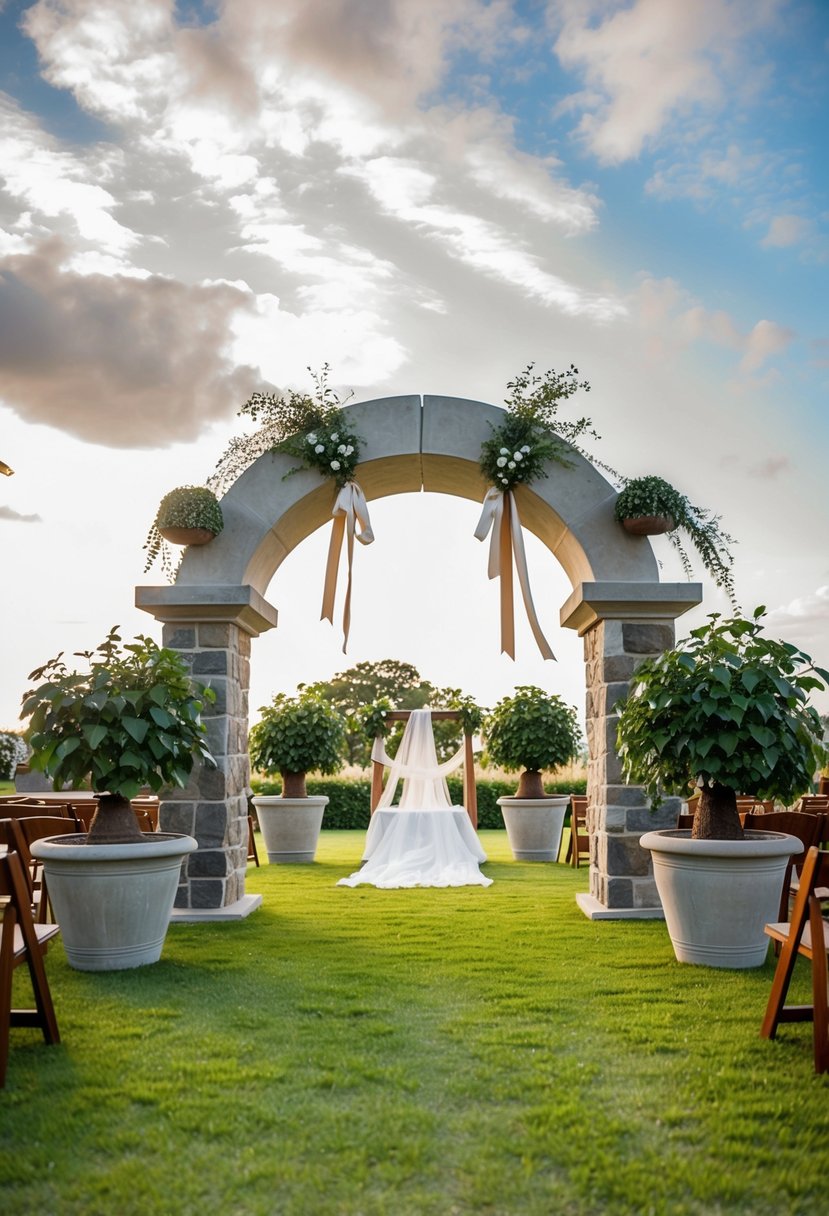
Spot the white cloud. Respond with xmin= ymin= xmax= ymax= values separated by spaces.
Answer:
xmin=0 ymin=505 xmax=42 ymax=523
xmin=0 ymin=240 xmax=262 ymax=446
xmin=549 ymin=0 xmax=783 ymax=164
xmin=761 ymin=214 xmax=813 ymax=248
xmin=0 ymin=97 xmax=139 ymax=260
xmin=632 ymin=275 xmax=793 ymax=372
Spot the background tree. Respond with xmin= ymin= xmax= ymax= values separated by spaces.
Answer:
xmin=303 ymin=659 xmax=481 ymax=766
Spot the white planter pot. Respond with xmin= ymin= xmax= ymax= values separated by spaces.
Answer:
xmin=30 ymin=833 xmax=197 ymax=971
xmin=640 ymin=829 xmax=803 ymax=969
xmin=497 ymin=796 xmax=569 ymax=862
xmin=252 ymin=795 xmax=328 ymax=863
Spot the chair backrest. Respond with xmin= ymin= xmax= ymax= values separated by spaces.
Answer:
xmin=747 ymin=809 xmax=824 ymax=920
xmin=798 ymin=795 xmax=829 ymax=815
xmin=0 ymin=848 xmax=61 ymax=1085
xmin=570 ymin=796 xmax=589 ymax=868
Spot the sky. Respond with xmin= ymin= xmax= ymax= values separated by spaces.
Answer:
xmin=1 ymin=0 xmax=828 ymax=738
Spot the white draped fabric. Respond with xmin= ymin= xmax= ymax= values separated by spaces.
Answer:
xmin=337 ymin=709 xmax=492 ymax=889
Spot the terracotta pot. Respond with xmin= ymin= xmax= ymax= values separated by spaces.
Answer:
xmin=158 ymin=525 xmax=216 ymax=546
xmin=620 ymin=515 xmax=675 ymax=536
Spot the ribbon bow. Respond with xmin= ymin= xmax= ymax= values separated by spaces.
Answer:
xmin=321 ymin=481 xmax=374 ymax=653
xmin=474 ymin=487 xmax=555 ymax=661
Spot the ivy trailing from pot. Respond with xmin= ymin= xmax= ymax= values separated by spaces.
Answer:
xmin=143 ymin=485 xmax=224 ymax=580
xmin=210 ymin=365 xmax=372 ymax=652
xmin=614 ymin=475 xmax=738 ymax=609
xmin=475 ymin=363 xmax=600 ymax=661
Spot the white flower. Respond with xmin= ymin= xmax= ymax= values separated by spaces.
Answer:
xmin=331 ymin=433 xmax=339 ymax=442
xmin=496 ymin=456 xmax=507 ymax=468
xmin=508 ymin=461 xmax=516 ymax=469
xmin=315 ymin=444 xmax=325 ymax=454
xmin=307 ymin=433 xmax=317 ymax=444
xmin=500 ymin=447 xmax=509 ymax=456
xmin=500 ymin=476 xmax=509 ymax=484
xmin=337 ymin=444 xmax=347 ymax=454
xmin=330 ymin=460 xmax=341 ymax=471
xmin=513 ymin=451 xmax=523 ymax=461
xmin=345 ymin=445 xmax=354 ymax=455
xmin=521 ymin=445 xmax=530 ymax=454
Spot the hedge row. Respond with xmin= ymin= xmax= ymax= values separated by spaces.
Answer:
xmin=249 ymin=776 xmax=587 ymax=831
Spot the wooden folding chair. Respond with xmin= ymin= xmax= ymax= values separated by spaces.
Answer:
xmin=7 ymin=816 xmax=81 ymax=922
xmin=761 ymin=847 xmax=829 ymax=1072
xmin=797 ymin=795 xmax=829 ymax=816
xmin=0 ymin=849 xmax=61 ymax=1087
xmin=247 ymin=815 xmax=260 ymax=867
xmin=569 ymin=796 xmax=589 ymax=868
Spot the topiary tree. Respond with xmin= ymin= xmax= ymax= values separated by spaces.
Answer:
xmin=249 ymin=689 xmax=346 ymax=798
xmin=615 ymin=608 xmax=828 ymax=840
xmin=20 ymin=628 xmax=216 ymax=843
xmin=484 ymin=686 xmax=581 ymax=799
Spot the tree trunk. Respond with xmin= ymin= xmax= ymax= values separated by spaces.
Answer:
xmin=281 ymin=771 xmax=307 ymax=799
xmin=87 ymin=792 xmax=145 ymax=844
xmin=515 ymin=770 xmax=546 ymax=800
xmin=692 ymin=782 xmax=744 ymax=841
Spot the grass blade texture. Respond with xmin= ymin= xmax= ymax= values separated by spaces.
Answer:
xmin=2 ymin=831 xmax=827 ymax=1215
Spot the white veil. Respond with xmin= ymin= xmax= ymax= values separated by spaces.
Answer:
xmin=371 ymin=708 xmax=466 ymax=811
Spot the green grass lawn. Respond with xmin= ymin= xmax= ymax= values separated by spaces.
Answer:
xmin=3 ymin=831 xmax=827 ymax=1215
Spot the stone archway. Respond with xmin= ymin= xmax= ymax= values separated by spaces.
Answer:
xmin=136 ymin=394 xmax=701 ymax=918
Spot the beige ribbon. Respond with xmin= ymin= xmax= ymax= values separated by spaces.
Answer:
xmin=474 ymin=487 xmax=555 ymax=661
xmin=321 ymin=481 xmax=374 ymax=653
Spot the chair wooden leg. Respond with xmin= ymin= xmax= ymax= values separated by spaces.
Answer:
xmin=761 ymin=930 xmax=802 ymax=1040
xmin=0 ymin=903 xmax=16 ymax=1088
xmin=810 ymin=902 xmax=829 ymax=1073
xmin=247 ymin=815 xmax=260 ymax=867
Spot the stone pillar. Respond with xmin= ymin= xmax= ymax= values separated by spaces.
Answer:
xmin=560 ymin=582 xmax=702 ymax=919
xmin=135 ymin=585 xmax=277 ymax=920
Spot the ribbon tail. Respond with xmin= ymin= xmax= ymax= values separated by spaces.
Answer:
xmin=509 ymin=493 xmax=555 ymax=661
xmin=321 ymin=512 xmax=346 ymax=625
xmin=340 ymin=504 xmax=356 ymax=653
xmin=499 ymin=494 xmax=515 ymax=659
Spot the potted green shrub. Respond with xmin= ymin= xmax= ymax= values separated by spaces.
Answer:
xmin=485 ymin=686 xmax=581 ymax=861
xmin=21 ymin=627 xmax=215 ymax=970
xmin=614 ymin=475 xmax=737 ymax=608
xmin=616 ymin=608 xmax=828 ymax=968
xmin=143 ymin=485 xmax=224 ymax=579
xmin=249 ymin=689 xmax=346 ymax=863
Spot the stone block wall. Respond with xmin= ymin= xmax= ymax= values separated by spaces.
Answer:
xmin=584 ymin=618 xmax=681 ymax=911
xmin=159 ymin=621 xmax=251 ymax=910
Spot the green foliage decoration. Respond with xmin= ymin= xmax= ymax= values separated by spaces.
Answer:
xmin=143 ymin=485 xmax=224 ymax=579
xmin=20 ymin=627 xmax=216 ymax=802
xmin=614 ymin=475 xmax=738 ymax=609
xmin=484 ymin=686 xmax=582 ymax=775
xmin=479 ymin=364 xmax=599 ymax=491
xmin=209 ymin=364 xmax=360 ymax=496
xmin=0 ymin=730 xmax=27 ymax=781
xmin=615 ymin=608 xmax=829 ymax=818
xmin=249 ymin=689 xmax=346 ymax=780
